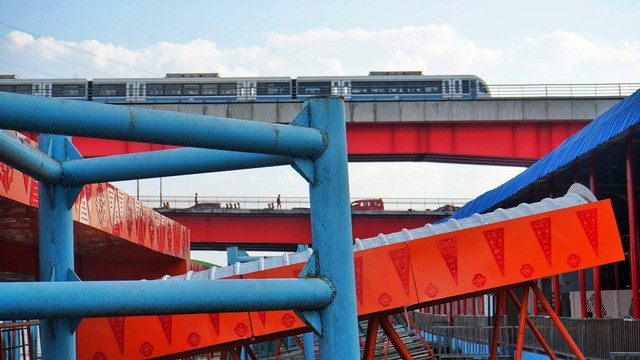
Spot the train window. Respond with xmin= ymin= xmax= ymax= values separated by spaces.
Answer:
xmin=444 ymin=81 xmax=450 ymax=94
xmin=462 ymin=80 xmax=470 ymax=93
xmin=96 ymin=84 xmax=126 ymax=96
xmin=257 ymin=82 xmax=291 ymax=95
xmin=147 ymin=84 xmax=163 ymax=96
xmin=15 ymin=85 xmax=32 ymax=94
xmin=425 ymin=81 xmax=441 ymax=94
xmin=219 ymin=83 xmax=236 ymax=95
xmin=164 ymin=84 xmax=181 ymax=95
xmin=454 ymin=80 xmax=460 ymax=93
xmin=183 ymin=84 xmax=200 ymax=95
xmin=201 ymin=83 xmax=218 ymax=95
xmin=53 ymin=84 xmax=85 ymax=97
xmin=0 ymin=85 xmax=32 ymax=94
xmin=298 ymin=81 xmax=331 ymax=95
xmin=478 ymin=82 xmax=488 ymax=94
xmin=351 ymin=81 xmax=371 ymax=94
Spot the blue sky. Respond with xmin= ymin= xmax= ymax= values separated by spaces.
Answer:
xmin=2 ymin=0 xmax=638 ymax=50
xmin=1 ymin=0 xmax=639 ymax=197
xmin=2 ymin=0 xmax=640 ymax=82
xmin=2 ymin=1 xmax=640 ymax=263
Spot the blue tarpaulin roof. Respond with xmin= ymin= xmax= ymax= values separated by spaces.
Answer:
xmin=449 ymin=89 xmax=640 ymax=220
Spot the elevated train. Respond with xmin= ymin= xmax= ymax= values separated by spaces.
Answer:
xmin=0 ymin=71 xmax=490 ymax=103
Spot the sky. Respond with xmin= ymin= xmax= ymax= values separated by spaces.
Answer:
xmin=2 ymin=0 xmax=640 ymax=265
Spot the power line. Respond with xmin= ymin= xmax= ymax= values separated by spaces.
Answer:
xmin=0 ymin=59 xmax=61 ymax=77
xmin=0 ymin=21 xmax=162 ymax=77
xmin=1 ymin=36 xmax=116 ymax=77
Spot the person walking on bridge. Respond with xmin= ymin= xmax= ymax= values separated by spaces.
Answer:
xmin=276 ymin=194 xmax=282 ymax=209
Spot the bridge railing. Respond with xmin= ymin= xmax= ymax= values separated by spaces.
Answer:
xmin=485 ymin=83 xmax=640 ymax=99
xmin=138 ymin=195 xmax=472 ymax=212
xmin=412 ymin=313 xmax=640 ymax=360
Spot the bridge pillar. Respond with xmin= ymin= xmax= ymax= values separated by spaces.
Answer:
xmin=307 ymin=97 xmax=360 ymax=359
xmin=38 ymin=135 xmax=78 ymax=359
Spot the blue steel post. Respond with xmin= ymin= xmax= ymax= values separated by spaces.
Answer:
xmin=38 ymin=134 xmax=77 ymax=359
xmin=303 ymin=332 xmax=315 ymax=360
xmin=307 ymin=97 xmax=360 ymax=359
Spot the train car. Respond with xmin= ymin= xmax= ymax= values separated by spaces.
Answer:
xmin=296 ymin=71 xmax=489 ymax=100
xmin=0 ymin=75 xmax=88 ymax=100
xmin=91 ymin=73 xmax=293 ymax=103
xmin=0 ymin=71 xmax=490 ymax=103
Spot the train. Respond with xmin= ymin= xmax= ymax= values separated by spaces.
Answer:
xmin=0 ymin=71 xmax=490 ymax=103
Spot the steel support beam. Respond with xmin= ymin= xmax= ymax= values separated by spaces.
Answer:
xmin=627 ymin=134 xmax=640 ymax=318
xmin=363 ymin=317 xmax=380 ymax=360
xmin=530 ymin=281 xmax=586 ymax=360
xmin=590 ymin=156 xmax=603 ymax=318
xmin=514 ymin=287 xmax=530 ymax=360
xmin=37 ymin=134 xmax=76 ymax=359
xmin=405 ymin=313 xmax=437 ymax=359
xmin=0 ymin=278 xmax=333 ymax=319
xmin=378 ymin=317 xmax=412 ymax=360
xmin=62 ymin=147 xmax=291 ymax=185
xmin=303 ymin=332 xmax=315 ymax=360
xmin=306 ymin=97 xmax=360 ymax=359
xmin=0 ymin=92 xmax=325 ymax=158
xmin=489 ymin=292 xmax=503 ymax=360
xmin=0 ymin=130 xmax=61 ymax=184
xmin=506 ymin=289 xmax=557 ymax=360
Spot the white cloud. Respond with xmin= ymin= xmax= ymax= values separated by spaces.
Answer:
xmin=3 ymin=25 xmax=640 ymax=83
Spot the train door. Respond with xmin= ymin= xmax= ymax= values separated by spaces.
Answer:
xmin=126 ymin=82 xmax=145 ymax=101
xmin=237 ymin=81 xmax=257 ymax=100
xmin=33 ymin=82 xmax=51 ymax=96
xmin=331 ymin=80 xmax=351 ymax=98
xmin=442 ymin=79 xmax=462 ymax=98
xmin=469 ymin=79 xmax=477 ymax=98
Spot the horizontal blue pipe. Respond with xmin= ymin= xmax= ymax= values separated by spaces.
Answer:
xmin=0 ymin=278 xmax=333 ymax=320
xmin=0 ymin=92 xmax=325 ymax=158
xmin=0 ymin=130 xmax=61 ymax=183
xmin=62 ymin=147 xmax=292 ymax=185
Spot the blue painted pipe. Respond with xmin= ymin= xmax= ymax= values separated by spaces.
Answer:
xmin=0 ymin=278 xmax=333 ymax=320
xmin=38 ymin=135 xmax=77 ymax=359
xmin=0 ymin=92 xmax=325 ymax=158
xmin=62 ymin=147 xmax=291 ymax=185
xmin=307 ymin=97 xmax=361 ymax=358
xmin=0 ymin=130 xmax=61 ymax=183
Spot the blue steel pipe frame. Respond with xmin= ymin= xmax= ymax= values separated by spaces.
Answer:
xmin=38 ymin=134 xmax=77 ymax=359
xmin=0 ymin=279 xmax=334 ymax=319
xmin=0 ymin=94 xmax=360 ymax=359
xmin=0 ymin=91 xmax=325 ymax=158
xmin=0 ymin=129 xmax=61 ymax=183
xmin=61 ymin=147 xmax=292 ymax=186
xmin=306 ymin=97 xmax=361 ymax=358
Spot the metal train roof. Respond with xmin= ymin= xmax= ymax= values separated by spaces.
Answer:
xmin=449 ymin=88 xmax=640 ymax=220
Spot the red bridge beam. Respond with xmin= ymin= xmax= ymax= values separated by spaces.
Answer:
xmin=60 ymin=120 xmax=588 ymax=167
xmin=346 ymin=121 xmax=589 ymax=166
xmin=160 ymin=210 xmax=446 ymax=251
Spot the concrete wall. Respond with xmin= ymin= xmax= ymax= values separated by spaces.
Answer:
xmin=134 ymin=98 xmax=622 ymax=123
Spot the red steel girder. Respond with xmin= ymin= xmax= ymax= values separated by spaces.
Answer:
xmin=64 ymin=120 xmax=588 ymax=166
xmin=346 ymin=121 xmax=588 ymax=166
xmin=163 ymin=212 xmax=446 ymax=250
